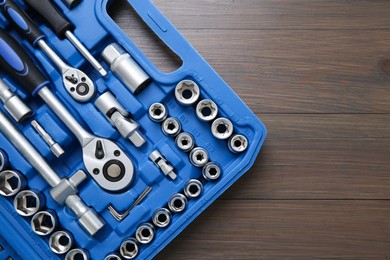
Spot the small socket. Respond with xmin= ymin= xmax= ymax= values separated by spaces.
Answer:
xmin=228 ymin=134 xmax=248 ymax=153
xmin=148 ymin=103 xmax=168 ymax=123
xmin=175 ymin=80 xmax=200 ymax=106
xmin=0 ymin=149 xmax=9 ymax=172
xmin=189 ymin=147 xmax=209 ymax=167
xmin=65 ymin=249 xmax=89 ymax=260
xmin=202 ymin=162 xmax=222 ymax=181
xmin=104 ymin=254 xmax=121 ymax=260
xmin=120 ymin=238 xmax=139 ymax=259
xmin=184 ymin=179 xmax=204 ymax=199
xmin=0 ymin=170 xmax=26 ymax=197
xmin=162 ymin=117 xmax=181 ymax=137
xmin=175 ymin=132 xmax=195 ymax=152
xmin=49 ymin=231 xmax=73 ymax=255
xmin=31 ymin=210 xmax=57 ymax=236
xmin=211 ymin=117 xmax=234 ymax=140
xmin=135 ymin=223 xmax=155 ymax=244
xmin=196 ymin=99 xmax=218 ymax=122
xmin=168 ymin=193 xmax=187 ymax=213
xmin=153 ymin=208 xmax=171 ymax=228
xmin=14 ymin=190 xmax=43 ymax=217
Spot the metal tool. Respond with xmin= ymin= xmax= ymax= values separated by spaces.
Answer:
xmin=168 ymin=193 xmax=187 ymax=213
xmin=65 ymin=248 xmax=89 ymax=260
xmin=176 ymin=132 xmax=195 ymax=152
xmin=24 ymin=0 xmax=106 ymax=77
xmin=31 ymin=120 xmax=65 ymax=158
xmin=211 ymin=117 xmax=234 ymax=140
xmin=196 ymin=99 xmax=218 ymax=122
xmin=0 ymin=79 xmax=32 ymax=122
xmin=162 ymin=117 xmax=181 ymax=137
xmin=0 ymin=1 xmax=95 ymax=102
xmin=0 ymin=110 xmax=104 ymax=236
xmin=108 ymin=186 xmax=152 ymax=221
xmin=202 ymin=162 xmax=222 ymax=181
xmin=62 ymin=0 xmax=81 ymax=9
xmin=184 ymin=179 xmax=203 ymax=199
xmin=0 ymin=30 xmax=134 ymax=192
xmin=14 ymin=190 xmax=44 ymax=217
xmin=102 ymin=43 xmax=151 ymax=94
xmin=0 ymin=170 xmax=26 ymax=197
xmin=228 ymin=134 xmax=248 ymax=153
xmin=0 ymin=150 xmax=9 ymax=172
xmin=189 ymin=147 xmax=209 ymax=167
xmin=31 ymin=210 xmax=57 ymax=236
xmin=120 ymin=238 xmax=139 ymax=259
xmin=175 ymin=79 xmax=200 ymax=106
xmin=149 ymin=150 xmax=177 ymax=180
xmin=95 ymin=91 xmax=145 ymax=147
xmin=104 ymin=253 xmax=121 ymax=260
xmin=152 ymin=208 xmax=171 ymax=228
xmin=148 ymin=103 xmax=168 ymax=123
xmin=135 ymin=223 xmax=155 ymax=244
xmin=49 ymin=230 xmax=73 ymax=255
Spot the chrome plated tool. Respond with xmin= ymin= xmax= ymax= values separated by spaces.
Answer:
xmin=31 ymin=120 xmax=65 ymax=158
xmin=0 ymin=79 xmax=32 ymax=122
xmin=0 ymin=0 xmax=95 ymax=102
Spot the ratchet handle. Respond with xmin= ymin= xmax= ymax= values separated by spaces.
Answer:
xmin=25 ymin=0 xmax=74 ymax=39
xmin=0 ymin=0 xmax=45 ymax=47
xmin=0 ymin=28 xmax=49 ymax=95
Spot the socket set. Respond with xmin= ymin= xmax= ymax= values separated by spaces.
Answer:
xmin=0 ymin=0 xmax=266 ymax=259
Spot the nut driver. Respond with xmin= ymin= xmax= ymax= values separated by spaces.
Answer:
xmin=0 ymin=0 xmax=95 ymax=102
xmin=0 ymin=29 xmax=134 ymax=192
xmin=24 ymin=0 xmax=107 ymax=77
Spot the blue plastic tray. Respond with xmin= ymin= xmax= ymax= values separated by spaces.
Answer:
xmin=0 ymin=0 xmax=266 ymax=259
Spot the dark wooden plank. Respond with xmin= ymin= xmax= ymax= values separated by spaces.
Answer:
xmin=156 ymin=200 xmax=390 ymax=259
xmin=112 ymin=0 xmax=390 ymax=30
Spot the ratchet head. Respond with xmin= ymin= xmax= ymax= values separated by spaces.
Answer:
xmin=83 ymin=138 xmax=134 ymax=192
xmin=63 ymin=68 xmax=95 ymax=102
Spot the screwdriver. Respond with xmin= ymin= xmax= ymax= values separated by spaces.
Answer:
xmin=24 ymin=0 xmax=107 ymax=77
xmin=0 ymin=0 xmax=95 ymax=102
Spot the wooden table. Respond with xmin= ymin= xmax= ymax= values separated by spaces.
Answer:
xmin=111 ymin=0 xmax=390 ymax=258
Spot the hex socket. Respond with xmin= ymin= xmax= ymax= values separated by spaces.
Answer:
xmin=135 ymin=223 xmax=155 ymax=244
xmin=14 ymin=190 xmax=44 ymax=217
xmin=49 ymin=230 xmax=73 ymax=255
xmin=120 ymin=238 xmax=139 ymax=259
xmin=153 ymin=208 xmax=171 ymax=228
xmin=168 ymin=193 xmax=187 ymax=213
xmin=31 ymin=210 xmax=58 ymax=236
xmin=65 ymin=248 xmax=89 ymax=260
xmin=184 ymin=179 xmax=203 ymax=199
xmin=0 ymin=170 xmax=26 ymax=197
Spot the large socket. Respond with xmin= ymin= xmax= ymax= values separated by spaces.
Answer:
xmin=0 ymin=170 xmax=26 ymax=197
xmin=31 ymin=210 xmax=57 ymax=236
xmin=14 ymin=190 xmax=44 ymax=217
xmin=0 ymin=79 xmax=32 ymax=122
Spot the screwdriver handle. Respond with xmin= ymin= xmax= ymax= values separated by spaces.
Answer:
xmin=0 ymin=0 xmax=45 ymax=47
xmin=25 ymin=0 xmax=74 ymax=39
xmin=0 ymin=28 xmax=49 ymax=96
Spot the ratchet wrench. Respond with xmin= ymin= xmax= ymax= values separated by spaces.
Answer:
xmin=0 ymin=0 xmax=95 ymax=102
xmin=0 ymin=29 xmax=135 ymax=192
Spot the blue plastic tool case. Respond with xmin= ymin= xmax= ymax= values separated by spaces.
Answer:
xmin=0 ymin=0 xmax=266 ymax=259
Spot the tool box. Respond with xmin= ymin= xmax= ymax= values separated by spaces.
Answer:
xmin=0 ymin=0 xmax=266 ymax=259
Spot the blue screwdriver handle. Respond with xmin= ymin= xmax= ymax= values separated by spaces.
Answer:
xmin=0 ymin=28 xmax=49 ymax=95
xmin=0 ymin=0 xmax=45 ymax=47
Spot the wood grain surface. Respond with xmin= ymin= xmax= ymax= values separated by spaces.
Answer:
xmin=110 ymin=0 xmax=390 ymax=258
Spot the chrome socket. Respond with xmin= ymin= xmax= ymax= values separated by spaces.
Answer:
xmin=65 ymin=249 xmax=89 ymax=260
xmin=175 ymin=80 xmax=200 ymax=106
xmin=228 ymin=134 xmax=248 ymax=153
xmin=184 ymin=179 xmax=203 ymax=199
xmin=49 ymin=230 xmax=73 ymax=255
xmin=153 ymin=208 xmax=171 ymax=228
xmin=149 ymin=150 xmax=177 ymax=180
xmin=0 ymin=149 xmax=8 ymax=172
xmin=162 ymin=117 xmax=181 ymax=137
xmin=196 ymin=99 xmax=218 ymax=122
xmin=31 ymin=210 xmax=57 ymax=236
xmin=104 ymin=253 xmax=121 ymax=260
xmin=202 ymin=162 xmax=222 ymax=181
xmin=168 ymin=193 xmax=187 ymax=213
xmin=175 ymin=132 xmax=195 ymax=152
xmin=211 ymin=117 xmax=234 ymax=140
xmin=0 ymin=79 xmax=32 ymax=122
xmin=14 ymin=190 xmax=43 ymax=217
xmin=135 ymin=223 xmax=155 ymax=244
xmin=189 ymin=147 xmax=209 ymax=168
xmin=148 ymin=103 xmax=168 ymax=123
xmin=0 ymin=170 xmax=26 ymax=197
xmin=102 ymin=43 xmax=151 ymax=94
xmin=120 ymin=238 xmax=139 ymax=259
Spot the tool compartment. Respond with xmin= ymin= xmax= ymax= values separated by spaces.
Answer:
xmin=0 ymin=0 xmax=266 ymax=259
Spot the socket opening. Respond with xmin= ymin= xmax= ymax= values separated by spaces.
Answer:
xmin=120 ymin=239 xmax=138 ymax=259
